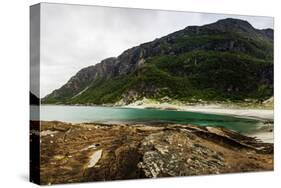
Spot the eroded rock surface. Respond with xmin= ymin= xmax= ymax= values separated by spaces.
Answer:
xmin=37 ymin=121 xmax=273 ymax=185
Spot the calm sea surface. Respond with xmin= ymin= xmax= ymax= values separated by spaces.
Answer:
xmin=35 ymin=105 xmax=263 ymax=134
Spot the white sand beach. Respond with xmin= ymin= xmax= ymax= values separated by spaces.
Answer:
xmin=124 ymin=102 xmax=273 ymax=121
xmin=247 ymin=131 xmax=274 ymax=143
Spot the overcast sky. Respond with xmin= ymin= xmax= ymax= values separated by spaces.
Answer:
xmin=39 ymin=3 xmax=273 ymax=98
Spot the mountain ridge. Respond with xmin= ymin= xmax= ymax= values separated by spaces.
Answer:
xmin=43 ymin=18 xmax=273 ymax=105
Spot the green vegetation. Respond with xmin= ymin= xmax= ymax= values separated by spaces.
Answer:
xmin=52 ymin=51 xmax=272 ymax=105
xmin=69 ymin=76 xmax=138 ymax=104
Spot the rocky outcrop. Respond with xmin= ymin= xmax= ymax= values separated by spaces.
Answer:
xmin=30 ymin=92 xmax=39 ymax=105
xmin=44 ymin=57 xmax=118 ymax=100
xmin=38 ymin=121 xmax=273 ymax=185
xmin=201 ymin=18 xmax=273 ymax=41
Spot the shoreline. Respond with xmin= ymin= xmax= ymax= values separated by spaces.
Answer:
xmin=123 ymin=103 xmax=274 ymax=121
xmin=39 ymin=102 xmax=274 ymax=143
xmin=41 ymin=99 xmax=274 ymax=121
xmin=122 ymin=102 xmax=274 ymax=143
xmin=39 ymin=103 xmax=274 ymax=121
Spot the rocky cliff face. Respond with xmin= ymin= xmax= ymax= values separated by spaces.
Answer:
xmin=43 ymin=18 xmax=273 ymax=104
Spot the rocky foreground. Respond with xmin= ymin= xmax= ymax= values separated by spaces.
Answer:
xmin=37 ymin=121 xmax=273 ymax=185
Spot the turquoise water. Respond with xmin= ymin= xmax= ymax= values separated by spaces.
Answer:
xmin=38 ymin=105 xmax=263 ymax=134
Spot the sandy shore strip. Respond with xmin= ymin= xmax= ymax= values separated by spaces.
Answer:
xmin=247 ymin=131 xmax=274 ymax=143
xmin=179 ymin=107 xmax=273 ymax=121
xmin=124 ymin=103 xmax=274 ymax=121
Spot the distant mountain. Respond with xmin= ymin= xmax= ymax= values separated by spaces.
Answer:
xmin=42 ymin=18 xmax=273 ymax=105
xmin=30 ymin=92 xmax=39 ymax=105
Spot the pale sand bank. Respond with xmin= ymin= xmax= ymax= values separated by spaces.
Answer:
xmin=247 ymin=131 xmax=274 ymax=143
xmin=124 ymin=103 xmax=273 ymax=121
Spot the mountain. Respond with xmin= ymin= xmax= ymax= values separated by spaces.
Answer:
xmin=42 ymin=18 xmax=273 ymax=105
xmin=30 ymin=92 xmax=39 ymax=105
